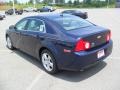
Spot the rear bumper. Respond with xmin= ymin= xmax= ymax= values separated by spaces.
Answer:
xmin=58 ymin=40 xmax=113 ymax=71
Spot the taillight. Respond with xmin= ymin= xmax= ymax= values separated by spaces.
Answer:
xmin=106 ymin=31 xmax=111 ymax=42
xmin=74 ymin=39 xmax=90 ymax=52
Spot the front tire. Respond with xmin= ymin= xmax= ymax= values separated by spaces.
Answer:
xmin=41 ymin=50 xmax=58 ymax=74
xmin=6 ymin=36 xmax=14 ymax=50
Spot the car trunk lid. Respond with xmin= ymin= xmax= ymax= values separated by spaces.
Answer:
xmin=67 ymin=25 xmax=110 ymax=50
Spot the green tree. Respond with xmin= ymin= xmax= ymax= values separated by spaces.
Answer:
xmin=35 ymin=0 xmax=40 ymax=3
xmin=14 ymin=0 xmax=18 ymax=4
xmin=42 ymin=0 xmax=48 ymax=4
xmin=83 ymin=0 xmax=91 ymax=4
xmin=68 ymin=0 xmax=72 ymax=4
xmin=73 ymin=0 xmax=77 ymax=5
xmin=106 ymin=0 xmax=115 ymax=4
xmin=49 ymin=0 xmax=53 ymax=3
xmin=73 ymin=0 xmax=79 ymax=6
xmin=55 ymin=0 xmax=59 ymax=3
xmin=8 ymin=0 xmax=13 ymax=6
xmin=29 ymin=0 xmax=34 ymax=4
xmin=60 ymin=0 xmax=65 ymax=4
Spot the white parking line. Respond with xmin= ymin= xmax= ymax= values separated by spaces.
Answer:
xmin=26 ymin=71 xmax=44 ymax=90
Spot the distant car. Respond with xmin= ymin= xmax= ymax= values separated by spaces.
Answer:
xmin=6 ymin=13 xmax=113 ymax=74
xmin=23 ymin=7 xmax=37 ymax=12
xmin=62 ymin=10 xmax=88 ymax=19
xmin=38 ymin=6 xmax=56 ymax=12
xmin=15 ymin=9 xmax=23 ymax=15
xmin=0 ymin=14 xmax=5 ymax=20
xmin=5 ymin=9 xmax=23 ymax=15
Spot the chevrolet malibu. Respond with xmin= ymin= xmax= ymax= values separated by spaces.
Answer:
xmin=6 ymin=13 xmax=113 ymax=74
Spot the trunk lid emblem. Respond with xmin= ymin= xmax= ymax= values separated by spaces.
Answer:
xmin=97 ymin=35 xmax=102 ymax=39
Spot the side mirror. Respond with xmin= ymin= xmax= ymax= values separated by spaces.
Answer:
xmin=9 ymin=25 xmax=16 ymax=30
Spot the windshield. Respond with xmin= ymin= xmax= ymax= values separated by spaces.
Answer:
xmin=54 ymin=16 xmax=93 ymax=31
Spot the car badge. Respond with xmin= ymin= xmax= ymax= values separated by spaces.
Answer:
xmin=97 ymin=35 xmax=102 ymax=39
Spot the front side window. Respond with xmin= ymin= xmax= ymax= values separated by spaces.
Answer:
xmin=16 ymin=19 xmax=28 ymax=30
xmin=27 ymin=19 xmax=46 ymax=32
xmin=54 ymin=16 xmax=93 ymax=31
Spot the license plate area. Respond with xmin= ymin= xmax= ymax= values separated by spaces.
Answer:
xmin=97 ymin=50 xmax=105 ymax=59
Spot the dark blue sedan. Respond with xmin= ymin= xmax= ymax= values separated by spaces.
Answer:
xmin=6 ymin=13 xmax=113 ymax=74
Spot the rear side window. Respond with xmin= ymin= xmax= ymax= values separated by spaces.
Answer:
xmin=27 ymin=19 xmax=46 ymax=32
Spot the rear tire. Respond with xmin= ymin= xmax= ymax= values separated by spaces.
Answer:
xmin=41 ymin=49 xmax=58 ymax=74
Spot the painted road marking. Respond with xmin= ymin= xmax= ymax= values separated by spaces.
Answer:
xmin=26 ymin=71 xmax=45 ymax=90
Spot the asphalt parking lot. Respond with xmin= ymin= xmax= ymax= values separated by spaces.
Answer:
xmin=0 ymin=8 xmax=120 ymax=90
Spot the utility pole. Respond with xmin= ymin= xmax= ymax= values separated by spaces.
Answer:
xmin=33 ymin=0 xmax=36 ymax=8
xmin=107 ymin=0 xmax=109 ymax=8
xmin=12 ymin=0 xmax=15 ymax=15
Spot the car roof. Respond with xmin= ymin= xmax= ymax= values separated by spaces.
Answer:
xmin=27 ymin=13 xmax=75 ymax=20
xmin=63 ymin=10 xmax=82 ymax=13
xmin=64 ymin=10 xmax=75 ymax=11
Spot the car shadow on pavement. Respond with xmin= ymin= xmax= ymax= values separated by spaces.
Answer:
xmin=13 ymin=49 xmax=107 ymax=82
xmin=13 ymin=50 xmax=44 ymax=70
xmin=54 ymin=61 xmax=107 ymax=82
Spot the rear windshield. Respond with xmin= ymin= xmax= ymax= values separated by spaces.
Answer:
xmin=54 ymin=16 xmax=93 ymax=31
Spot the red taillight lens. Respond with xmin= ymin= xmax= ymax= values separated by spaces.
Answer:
xmin=74 ymin=39 xmax=90 ymax=52
xmin=106 ymin=31 xmax=111 ymax=42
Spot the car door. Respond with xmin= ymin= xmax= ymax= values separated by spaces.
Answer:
xmin=11 ymin=19 xmax=29 ymax=49
xmin=21 ymin=18 xmax=46 ymax=57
